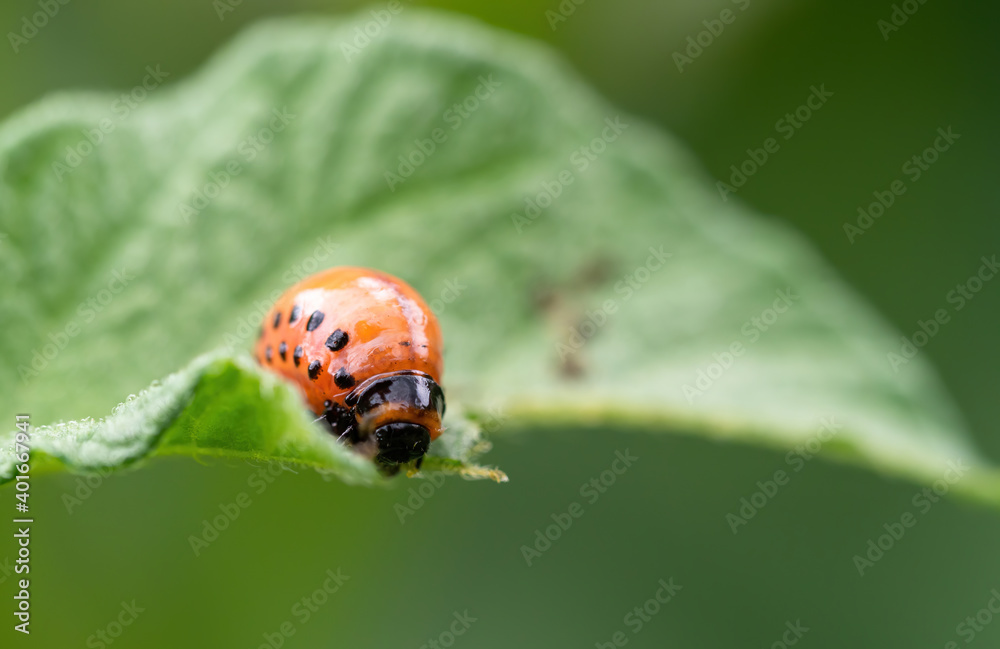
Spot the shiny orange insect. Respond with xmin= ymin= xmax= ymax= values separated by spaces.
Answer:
xmin=254 ymin=267 xmax=445 ymax=473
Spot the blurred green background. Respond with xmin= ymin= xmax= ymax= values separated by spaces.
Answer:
xmin=2 ymin=0 xmax=997 ymax=647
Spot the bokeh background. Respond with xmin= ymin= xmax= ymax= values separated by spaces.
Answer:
xmin=2 ymin=1 xmax=998 ymax=647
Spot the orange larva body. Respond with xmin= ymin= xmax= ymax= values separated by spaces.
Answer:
xmin=254 ymin=267 xmax=445 ymax=472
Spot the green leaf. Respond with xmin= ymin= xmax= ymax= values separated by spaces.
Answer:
xmin=1 ymin=11 xmax=997 ymax=501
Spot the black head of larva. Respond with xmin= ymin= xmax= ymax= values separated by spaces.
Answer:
xmin=350 ymin=373 xmax=446 ymax=474
xmin=374 ymin=423 xmax=430 ymax=467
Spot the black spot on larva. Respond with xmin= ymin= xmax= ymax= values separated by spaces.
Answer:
xmin=278 ymin=342 xmax=287 ymax=361
xmin=293 ymin=345 xmax=303 ymax=366
xmin=273 ymin=311 xmax=281 ymax=329
xmin=308 ymin=360 xmax=322 ymax=380
xmin=325 ymin=329 xmax=348 ymax=351
xmin=289 ymin=304 xmax=302 ymax=325
xmin=334 ymin=367 xmax=355 ymax=389
xmin=399 ymin=341 xmax=410 ymax=347
xmin=307 ymin=311 xmax=325 ymax=331
xmin=265 ymin=346 xmax=273 ymax=363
